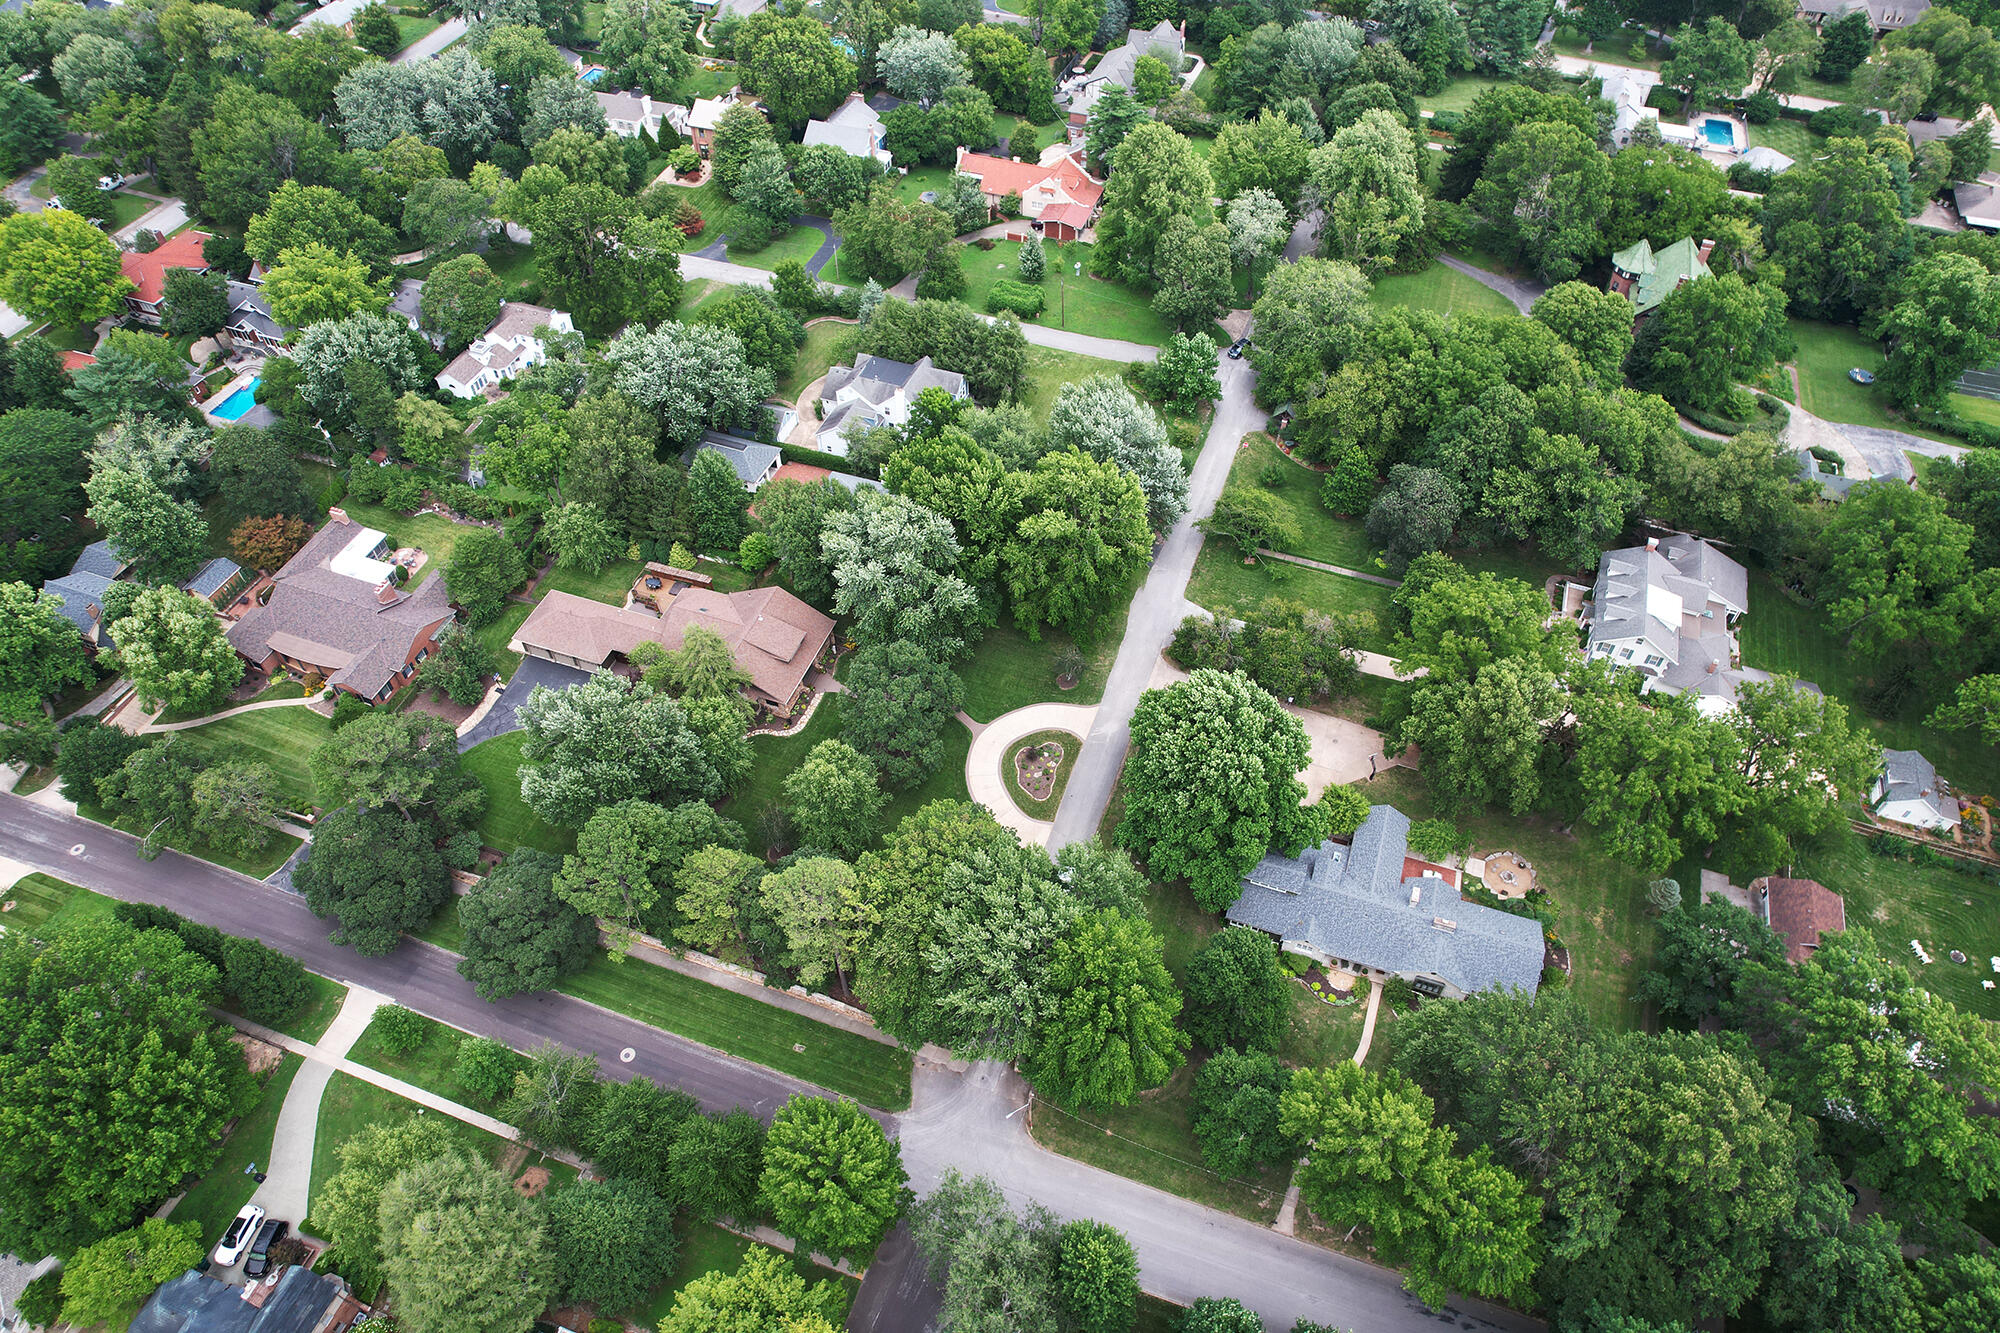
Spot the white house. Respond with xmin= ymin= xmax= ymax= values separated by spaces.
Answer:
xmin=435 ymin=302 xmax=575 ymax=399
xmin=816 ymin=353 xmax=969 ymax=455
xmin=596 ymin=88 xmax=690 ymax=140
xmin=1873 ymin=749 xmax=1960 ymax=830
xmin=1061 ymin=21 xmax=1186 ymax=134
xmin=802 ymin=92 xmax=893 ymax=167
xmin=291 ymin=0 xmax=369 ymax=35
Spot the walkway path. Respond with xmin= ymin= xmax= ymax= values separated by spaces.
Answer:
xmin=1047 ymin=356 xmax=1258 ymax=848
xmin=1351 ymin=983 xmax=1383 ymax=1066
xmin=393 ymin=17 xmax=467 ymax=63
xmin=1438 ymin=253 xmax=1545 ymax=315
xmin=115 ymin=197 xmax=188 ymax=244
xmin=963 ymin=702 xmax=1099 ymax=848
xmin=1257 ymin=548 xmax=1401 ymax=588
xmin=144 ymin=694 xmax=316 ymax=735
xmin=232 ymin=988 xmax=385 ymax=1237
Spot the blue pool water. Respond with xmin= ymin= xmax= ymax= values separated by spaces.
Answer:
xmin=210 ymin=378 xmax=261 ymax=421
xmin=580 ymin=66 xmax=606 ymax=84
xmin=1701 ymin=119 xmax=1734 ymax=147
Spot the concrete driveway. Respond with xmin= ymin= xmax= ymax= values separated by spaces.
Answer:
xmin=456 ymin=655 xmax=593 ymax=751
xmin=1144 ymin=656 xmax=1401 ymax=797
xmin=963 ymin=703 xmax=1100 ymax=848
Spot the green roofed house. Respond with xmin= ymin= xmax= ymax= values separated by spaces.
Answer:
xmin=1607 ymin=236 xmax=1715 ymax=316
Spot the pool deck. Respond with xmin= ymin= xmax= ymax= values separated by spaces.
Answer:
xmin=200 ymin=367 xmax=262 ymax=425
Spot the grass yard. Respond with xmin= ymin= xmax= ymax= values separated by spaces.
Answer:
xmin=346 ymin=1008 xmax=524 ymax=1116
xmin=671 ymin=63 xmax=738 ymax=104
xmin=671 ymin=178 xmax=826 ymax=272
xmin=559 ymin=955 xmax=915 ymax=1109
xmin=1187 ymin=542 xmax=1397 ymax=651
xmin=732 ymin=222 xmax=833 ymax=274
xmin=306 ymin=1073 xmax=517 ymax=1220
xmin=413 ymin=894 xmax=468 ymax=954
xmin=1737 ymin=570 xmax=2000 ymax=795
xmin=159 ymin=677 xmax=306 ymax=726
xmin=1950 ymin=392 xmax=2000 ymax=428
xmin=77 ymin=798 xmax=302 ymax=879
xmin=1134 ymin=1295 xmax=1186 ymax=1333
xmin=958 ymin=618 xmax=1119 ymax=723
xmin=634 ymin=1221 xmax=860 ymax=1325
xmin=1370 ymin=263 xmax=1519 ymax=319
xmin=391 ymin=12 xmax=441 ymax=48
xmin=1366 ymin=767 xmax=1656 ymax=1031
xmin=1223 ymin=434 xmax=1381 ymax=569
xmin=1416 ymin=75 xmax=1506 ymax=116
xmin=958 ymin=239 xmax=1178 ymax=347
xmin=480 ymin=237 xmax=538 ymax=292
xmin=885 ymin=165 xmax=954 ymax=208
xmin=461 ymin=732 xmax=575 ymax=855
xmin=331 ymin=501 xmax=491 ymax=586
xmin=1793 ymin=828 xmax=2000 ymax=1021
xmin=1745 ymin=117 xmax=1815 ymax=162
xmin=775 ymin=319 xmax=856 ymax=402
xmin=1002 ymin=727 xmax=1079 ymax=819
xmin=878 ymin=722 xmax=973 ymax=830
xmin=1018 ymin=345 xmax=1131 ymax=424
xmin=1789 ymin=319 xmax=1959 ymax=444
xmin=472 ymin=598 xmax=536 ymax=682
xmin=172 ymin=1054 xmax=304 ymax=1251
xmin=1551 ymin=29 xmax=1667 ymax=69
xmin=0 ymin=872 xmax=115 ymax=936
xmin=174 ymin=705 xmax=332 ymax=811
xmin=539 ymin=557 xmax=645 ymax=605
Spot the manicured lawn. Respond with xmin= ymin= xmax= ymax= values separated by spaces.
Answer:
xmin=174 ymin=705 xmax=332 ymax=811
xmin=306 ymin=1072 xmax=516 ymax=1222
xmin=413 ymin=894 xmax=469 ymax=954
xmin=391 ymin=12 xmax=441 ymax=49
xmin=1416 ymin=75 xmax=1505 ymax=115
xmin=331 ymin=502 xmax=493 ymax=586
xmin=39 ymin=319 xmax=100 ymax=352
xmin=959 ymin=239 xmax=1178 ymax=347
xmin=1950 ymin=392 xmax=2000 ymax=428
xmin=1135 ymin=1295 xmax=1186 ymax=1333
xmin=173 ymin=1054 xmax=304 ymax=1251
xmin=472 ymin=598 xmax=535 ymax=682
xmin=1223 ymin=433 xmax=1380 ymax=569
xmin=77 ymin=798 xmax=303 ymax=879
xmin=671 ymin=178 xmax=825 ymax=271
xmin=480 ymin=237 xmax=539 ymax=293
xmin=104 ymin=191 xmax=157 ymax=233
xmin=159 ymin=677 xmax=306 ymax=726
xmin=885 ymin=165 xmax=954 ymax=208
xmin=1370 ymin=263 xmax=1519 ymax=319
xmin=1017 ymin=344 xmax=1130 ymax=424
xmin=732 ymin=222 xmax=832 ymax=274
xmin=958 ymin=618 xmax=1119 ymax=723
xmin=775 ymin=319 xmax=856 ymax=402
xmin=1792 ymin=828 xmax=2000 ymax=1021
xmin=559 ymin=955 xmax=915 ymax=1109
xmin=1366 ymin=767 xmax=1656 ymax=1032
xmin=1550 ymin=29 xmax=1667 ymax=70
xmin=1745 ymin=117 xmax=1815 ymax=162
xmin=878 ymin=722 xmax=972 ymax=830
xmin=634 ymin=1222 xmax=860 ymax=1325
xmin=579 ymin=0 xmax=603 ymax=41
xmin=347 ymin=1007 xmax=523 ymax=1115
xmin=670 ymin=63 xmax=738 ymax=104
xmin=1737 ymin=570 xmax=2000 ymax=795
xmin=1788 ymin=319 xmax=1958 ymax=444
xmin=461 ymin=732 xmax=575 ymax=855
xmin=1187 ymin=541 xmax=1397 ymax=651
xmin=539 ymin=557 xmax=645 ymax=605
xmin=0 ymin=872 xmax=115 ymax=936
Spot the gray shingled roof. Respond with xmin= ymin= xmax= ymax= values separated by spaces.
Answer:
xmin=684 ymin=432 xmax=782 ymax=488
xmin=1880 ymin=748 xmax=1955 ymax=822
xmin=70 ymin=540 xmax=128 ymax=580
xmin=41 ymin=571 xmax=113 ymax=647
xmin=129 ymin=1267 xmax=352 ymax=1333
xmin=184 ymin=557 xmax=241 ymax=599
xmin=819 ymin=354 xmax=967 ymax=414
xmin=1225 ymin=806 xmax=1544 ymax=996
xmin=1588 ymin=535 xmax=1748 ymax=670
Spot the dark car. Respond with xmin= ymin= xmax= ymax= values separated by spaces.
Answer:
xmin=1227 ymin=337 xmax=1250 ymax=360
xmin=243 ymin=1219 xmax=288 ymax=1278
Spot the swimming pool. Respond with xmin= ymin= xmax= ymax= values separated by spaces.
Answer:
xmin=580 ymin=65 xmax=606 ymax=84
xmin=1701 ymin=119 xmax=1735 ymax=148
xmin=210 ymin=377 xmax=261 ymax=421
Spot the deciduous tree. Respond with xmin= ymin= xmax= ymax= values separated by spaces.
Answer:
xmin=1022 ymin=908 xmax=1187 ymax=1109
xmin=660 ymin=1244 xmax=843 ymax=1333
xmin=378 ymin=1150 xmax=556 ymax=1333
xmin=105 ymin=585 xmax=242 ymax=714
xmin=548 ymin=1177 xmax=678 ymax=1310
xmin=297 ymin=802 xmax=451 ymax=955
xmin=1183 ymin=927 xmax=1291 ymax=1052
xmin=784 ymin=738 xmax=887 ymax=857
xmin=1093 ymin=123 xmax=1215 ymax=288
xmin=760 ymin=1095 xmax=911 ymax=1264
xmin=0 ymin=580 xmax=94 ymax=721
xmin=59 ymin=1219 xmax=204 ymax=1330
xmin=841 ymin=639 xmax=965 ymax=788
xmin=458 ymin=848 xmax=599 ymax=999
xmin=520 ymin=674 xmax=722 ymax=827
xmin=824 ymin=487 xmax=982 ymax=656
xmin=1470 ymin=118 xmax=1611 ymax=281
xmin=605 ymin=320 xmax=773 ymax=447
xmin=1190 ymin=1046 xmax=1298 ymax=1176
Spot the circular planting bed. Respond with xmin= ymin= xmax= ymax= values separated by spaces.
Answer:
xmin=1005 ymin=728 xmax=1081 ymax=820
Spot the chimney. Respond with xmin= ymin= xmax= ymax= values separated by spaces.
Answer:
xmin=1646 ymin=536 xmax=1659 ymax=551
xmin=1408 ymin=882 xmax=1421 ymax=906
xmin=1697 ymin=237 xmax=1716 ymax=265
xmin=329 ymin=507 xmax=350 ymax=525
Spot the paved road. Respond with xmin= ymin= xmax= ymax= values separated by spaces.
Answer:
xmin=1045 ymin=354 xmax=1257 ymax=848
xmin=393 ymin=17 xmax=467 ymax=63
xmin=0 ymin=793 xmax=817 ymax=1122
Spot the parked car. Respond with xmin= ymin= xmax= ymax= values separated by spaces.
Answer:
xmin=243 ymin=1219 xmax=288 ymax=1278
xmin=1227 ymin=337 xmax=1250 ymax=360
xmin=214 ymin=1204 xmax=264 ymax=1266
xmin=97 ymin=173 xmax=124 ymax=191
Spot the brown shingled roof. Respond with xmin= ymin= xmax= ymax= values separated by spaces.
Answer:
xmin=1758 ymin=877 xmax=1846 ymax=965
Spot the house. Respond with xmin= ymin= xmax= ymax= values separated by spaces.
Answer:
xmin=1601 ymin=72 xmax=1659 ymax=149
xmin=184 ymin=557 xmax=247 ymax=608
xmin=1607 ymin=236 xmax=1714 ymax=316
xmin=121 ymin=230 xmax=212 ymax=324
xmin=685 ymin=431 xmax=783 ymax=490
xmin=1739 ymin=144 xmax=1796 ymax=175
xmin=1062 ymin=21 xmax=1187 ymax=134
xmin=1955 ymin=181 xmax=2000 ymax=231
xmin=760 ymin=460 xmax=878 ymax=497
xmin=596 ymin=88 xmax=690 ymax=140
xmin=226 ymin=510 xmax=455 ymax=703
xmin=62 ymin=350 xmax=98 ymax=373
xmin=1797 ymin=0 xmax=1930 ymax=36
xmin=1752 ymin=876 xmax=1847 ymax=964
xmin=687 ymin=87 xmax=747 ymax=157
xmin=817 ymin=353 xmax=970 ymax=455
xmin=1872 ymin=748 xmax=1960 ymax=830
xmin=130 ymin=1265 xmax=367 ymax=1333
xmin=690 ymin=0 xmax=766 ymax=16
xmin=951 ymin=147 xmax=1103 ymax=240
xmin=435 ymin=302 xmax=575 ymax=398
xmin=511 ymin=577 xmax=835 ymax=713
xmin=1226 ymin=805 xmax=1545 ymax=1000
xmin=39 ymin=540 xmax=129 ymax=652
xmin=388 ymin=277 xmax=425 ymax=335
xmin=223 ymin=281 xmax=291 ymax=354
xmin=289 ymin=0 xmax=369 ymax=35
xmin=1797 ymin=448 xmax=1859 ymax=501
xmin=1584 ymin=534 xmax=1814 ymax=713
xmin=803 ymin=92 xmax=893 ymax=166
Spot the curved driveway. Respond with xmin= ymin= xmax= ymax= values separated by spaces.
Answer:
xmin=963 ymin=702 xmax=1097 ymax=847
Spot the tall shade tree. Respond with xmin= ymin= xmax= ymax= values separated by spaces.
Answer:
xmin=1660 ymin=17 xmax=1754 ymax=115
xmin=420 ymin=254 xmax=505 ymax=352
xmin=1209 ymin=108 xmax=1312 ymax=211
xmin=907 ymin=1171 xmax=1065 ymax=1333
xmin=296 ymin=802 xmax=452 ymax=955
xmin=1182 ymin=926 xmax=1291 ymax=1052
xmin=457 ymin=848 xmax=600 ymax=999
xmin=840 ymin=639 xmax=966 ymax=788
xmin=547 ymin=1177 xmax=679 ymax=1311
xmin=880 ymin=24 xmax=970 ymax=105
xmin=601 ymin=0 xmax=695 ymax=95
xmin=518 ymin=674 xmax=722 ymax=827
xmin=1043 ymin=375 xmax=1188 ymax=532
xmin=442 ymin=530 xmax=529 ymax=627
xmin=263 ymin=243 xmax=386 ymax=328
xmin=1003 ymin=448 xmax=1153 ymax=639
xmin=1818 ymin=480 xmax=1996 ymax=676
xmin=1529 ymin=280 xmax=1636 ymax=386
xmin=660 ymin=1245 xmax=843 ymax=1333
xmin=605 ymin=320 xmax=774 ymax=447
xmin=1313 ymin=109 xmax=1427 ymax=274
xmin=736 ymin=13 xmax=858 ymax=133
xmin=104 ymin=585 xmax=243 ymax=715
xmin=58 ymin=1219 xmax=203 ymax=1330
xmin=1763 ymin=136 xmax=1911 ymax=320
xmin=783 ymin=738 xmax=887 ymax=858
xmin=378 ymin=1150 xmax=558 ymax=1333
xmin=0 ymin=199 xmax=131 ymax=328
xmin=309 ymin=1118 xmax=456 ymax=1296
xmin=1247 ymin=256 xmax=1374 ymax=407
xmin=1876 ymin=251 xmax=2000 ymax=410
xmin=1191 ymin=1046 xmax=1299 ymax=1176
xmin=761 ymin=1095 xmax=911 ymax=1263
xmin=923 ymin=842 xmax=1084 ymax=1058
xmin=1469 ymin=118 xmax=1611 ymax=281
xmin=0 ymin=581 xmax=95 ymax=721
xmin=823 ymin=487 xmax=982 ymax=656
xmin=1119 ymin=668 xmax=1316 ymax=912
xmin=308 ymin=712 xmax=485 ymax=837
xmin=1092 ymin=123 xmax=1215 ymax=288
xmin=1631 ymin=272 xmax=1792 ymax=415
xmin=1021 ymin=908 xmax=1188 ymax=1110
xmin=760 ymin=855 xmax=874 ymax=992
xmin=0 ymin=918 xmax=252 ymax=1256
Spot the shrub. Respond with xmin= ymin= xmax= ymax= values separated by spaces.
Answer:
xmin=1809 ymin=103 xmax=1880 ymax=138
xmin=1727 ymin=162 xmax=1775 ymax=193
xmin=737 ymin=531 xmax=773 ymax=569
xmin=1743 ymin=91 xmax=1780 ymax=124
xmin=674 ymin=201 xmax=705 ymax=237
xmin=331 ymin=693 xmax=374 ymax=730
xmin=669 ymin=145 xmax=700 ymax=175
xmin=1430 ymin=110 xmax=1463 ymax=136
xmin=1280 ymin=951 xmax=1312 ymax=975
xmin=455 ymin=1035 xmax=523 ymax=1104
xmin=372 ymin=1004 xmax=433 ymax=1056
xmin=999 ymin=191 xmax=1022 ymax=216
xmin=17 ymin=1270 xmax=62 ymax=1327
xmin=916 ymin=251 xmax=967 ymax=300
xmin=986 ymin=279 xmax=1047 ymax=317
xmin=221 ymin=936 xmax=312 ymax=1025
xmin=1406 ymin=817 xmax=1462 ymax=863
xmin=1382 ymin=975 xmax=1418 ymax=1011
xmin=133 ymin=229 xmax=162 ymax=253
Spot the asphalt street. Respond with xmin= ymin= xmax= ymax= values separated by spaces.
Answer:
xmin=1046 ymin=353 xmax=1258 ymax=849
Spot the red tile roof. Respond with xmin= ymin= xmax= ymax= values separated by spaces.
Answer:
xmin=1042 ymin=200 xmax=1097 ymax=233
xmin=1759 ymin=877 xmax=1846 ymax=964
xmin=955 ymin=150 xmax=1103 ymax=210
xmin=120 ymin=231 xmax=211 ymax=305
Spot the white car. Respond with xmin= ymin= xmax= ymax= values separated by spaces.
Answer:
xmin=97 ymin=173 xmax=124 ymax=191
xmin=214 ymin=1204 xmax=265 ymax=1267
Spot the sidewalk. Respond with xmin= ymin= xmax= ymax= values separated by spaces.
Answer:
xmin=145 ymin=694 xmax=317 ymax=735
